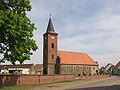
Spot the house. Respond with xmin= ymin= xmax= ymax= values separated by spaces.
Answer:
xmin=104 ymin=63 xmax=113 ymax=74
xmin=0 ymin=64 xmax=43 ymax=75
xmin=99 ymin=67 xmax=106 ymax=74
xmin=107 ymin=65 xmax=114 ymax=74
xmin=43 ymin=17 xmax=99 ymax=76
xmin=112 ymin=61 xmax=120 ymax=75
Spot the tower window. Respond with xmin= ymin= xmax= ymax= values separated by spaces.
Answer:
xmin=52 ymin=54 xmax=54 ymax=59
xmin=52 ymin=43 xmax=54 ymax=48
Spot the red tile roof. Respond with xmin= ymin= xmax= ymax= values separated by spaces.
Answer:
xmin=57 ymin=51 xmax=97 ymax=65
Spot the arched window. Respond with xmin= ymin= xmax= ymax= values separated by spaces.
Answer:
xmin=52 ymin=54 xmax=54 ymax=59
xmin=51 ymin=43 xmax=54 ymax=48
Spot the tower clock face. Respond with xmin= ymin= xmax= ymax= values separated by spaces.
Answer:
xmin=51 ymin=36 xmax=54 ymax=39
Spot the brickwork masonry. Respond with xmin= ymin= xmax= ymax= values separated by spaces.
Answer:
xmin=0 ymin=74 xmax=109 ymax=86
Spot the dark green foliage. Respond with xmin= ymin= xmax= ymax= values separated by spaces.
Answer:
xmin=0 ymin=0 xmax=38 ymax=64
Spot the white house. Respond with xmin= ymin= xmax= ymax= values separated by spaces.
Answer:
xmin=0 ymin=64 xmax=43 ymax=75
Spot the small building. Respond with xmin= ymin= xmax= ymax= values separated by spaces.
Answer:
xmin=107 ymin=65 xmax=114 ymax=74
xmin=0 ymin=64 xmax=43 ymax=75
xmin=99 ymin=67 xmax=106 ymax=74
xmin=104 ymin=63 xmax=113 ymax=74
xmin=112 ymin=61 xmax=120 ymax=75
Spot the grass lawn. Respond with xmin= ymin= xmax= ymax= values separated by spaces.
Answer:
xmin=0 ymin=84 xmax=47 ymax=90
xmin=0 ymin=80 xmax=73 ymax=90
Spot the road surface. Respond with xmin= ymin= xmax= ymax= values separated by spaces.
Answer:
xmin=68 ymin=76 xmax=120 ymax=90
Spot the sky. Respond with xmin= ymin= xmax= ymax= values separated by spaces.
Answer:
xmin=3 ymin=0 xmax=120 ymax=67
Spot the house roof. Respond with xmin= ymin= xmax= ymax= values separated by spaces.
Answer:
xmin=105 ymin=63 xmax=113 ymax=70
xmin=57 ymin=51 xmax=98 ymax=65
xmin=107 ymin=65 xmax=115 ymax=71
xmin=0 ymin=64 xmax=43 ymax=69
xmin=100 ymin=67 xmax=105 ymax=70
xmin=115 ymin=61 xmax=120 ymax=68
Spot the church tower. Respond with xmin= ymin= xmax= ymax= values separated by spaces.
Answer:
xmin=43 ymin=17 xmax=58 ymax=75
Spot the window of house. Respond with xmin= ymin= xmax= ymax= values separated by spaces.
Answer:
xmin=52 ymin=43 xmax=54 ymax=48
xmin=9 ymin=70 xmax=14 ymax=74
xmin=52 ymin=54 xmax=54 ymax=59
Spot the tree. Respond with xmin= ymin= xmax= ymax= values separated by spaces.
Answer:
xmin=0 ymin=0 xmax=38 ymax=64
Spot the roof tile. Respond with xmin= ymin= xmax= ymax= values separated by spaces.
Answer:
xmin=57 ymin=51 xmax=97 ymax=65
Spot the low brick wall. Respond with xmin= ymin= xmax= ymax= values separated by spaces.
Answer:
xmin=0 ymin=74 xmax=109 ymax=86
xmin=75 ymin=74 xmax=110 ymax=80
xmin=40 ymin=75 xmax=54 ymax=84
xmin=19 ymin=75 xmax=40 ymax=85
xmin=54 ymin=75 xmax=65 ymax=82
xmin=0 ymin=74 xmax=75 ymax=86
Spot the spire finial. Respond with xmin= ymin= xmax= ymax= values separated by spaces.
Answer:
xmin=50 ymin=14 xmax=51 ymax=17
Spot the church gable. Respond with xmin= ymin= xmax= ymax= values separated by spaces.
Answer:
xmin=57 ymin=51 xmax=97 ymax=65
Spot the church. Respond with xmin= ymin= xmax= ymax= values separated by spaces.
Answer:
xmin=43 ymin=17 xmax=99 ymax=76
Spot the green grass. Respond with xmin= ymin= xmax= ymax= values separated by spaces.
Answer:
xmin=0 ymin=80 xmax=74 ymax=90
xmin=0 ymin=84 xmax=47 ymax=90
xmin=55 ymin=80 xmax=73 ymax=83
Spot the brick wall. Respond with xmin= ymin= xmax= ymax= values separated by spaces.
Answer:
xmin=40 ymin=75 xmax=54 ymax=84
xmin=19 ymin=75 xmax=39 ymax=85
xmin=0 ymin=74 xmax=109 ymax=86
xmin=0 ymin=74 xmax=75 ymax=86
xmin=54 ymin=75 xmax=65 ymax=82
xmin=75 ymin=74 xmax=110 ymax=80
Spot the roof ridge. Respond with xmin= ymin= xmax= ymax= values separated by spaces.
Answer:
xmin=58 ymin=50 xmax=84 ymax=54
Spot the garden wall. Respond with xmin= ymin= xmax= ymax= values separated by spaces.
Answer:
xmin=0 ymin=74 xmax=109 ymax=86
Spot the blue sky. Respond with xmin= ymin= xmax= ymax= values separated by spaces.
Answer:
xmin=20 ymin=0 xmax=120 ymax=66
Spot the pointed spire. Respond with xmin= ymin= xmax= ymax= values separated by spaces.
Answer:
xmin=46 ymin=15 xmax=55 ymax=32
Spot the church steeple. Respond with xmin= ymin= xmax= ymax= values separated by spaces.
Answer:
xmin=43 ymin=16 xmax=58 ymax=75
xmin=46 ymin=17 xmax=55 ymax=32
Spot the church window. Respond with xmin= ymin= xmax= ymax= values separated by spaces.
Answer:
xmin=74 ymin=67 xmax=76 ymax=71
xmin=67 ymin=66 xmax=69 ymax=71
xmin=52 ymin=54 xmax=54 ymax=59
xmin=52 ymin=43 xmax=54 ymax=48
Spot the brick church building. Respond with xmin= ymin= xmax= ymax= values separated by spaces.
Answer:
xmin=43 ymin=17 xmax=99 ymax=76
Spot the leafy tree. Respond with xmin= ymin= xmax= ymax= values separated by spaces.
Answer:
xmin=0 ymin=0 xmax=38 ymax=64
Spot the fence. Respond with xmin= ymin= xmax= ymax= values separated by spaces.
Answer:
xmin=0 ymin=74 xmax=75 ymax=86
xmin=0 ymin=74 xmax=110 ymax=86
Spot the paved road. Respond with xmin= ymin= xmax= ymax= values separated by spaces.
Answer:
xmin=67 ymin=76 xmax=120 ymax=90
